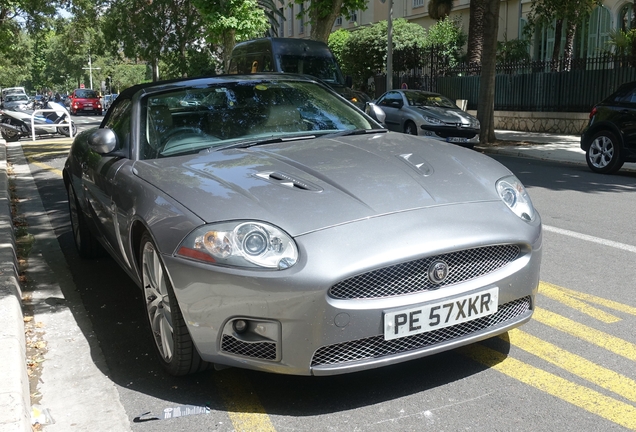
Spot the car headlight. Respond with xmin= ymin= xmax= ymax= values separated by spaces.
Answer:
xmin=496 ymin=176 xmax=535 ymax=221
xmin=422 ymin=115 xmax=443 ymax=125
xmin=176 ymin=221 xmax=298 ymax=270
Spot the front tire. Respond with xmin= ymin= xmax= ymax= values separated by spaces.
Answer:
xmin=404 ymin=121 xmax=418 ymax=136
xmin=586 ymin=130 xmax=624 ymax=174
xmin=140 ymin=232 xmax=210 ymax=376
xmin=58 ymin=122 xmax=77 ymax=137
xmin=1 ymin=129 xmax=20 ymax=142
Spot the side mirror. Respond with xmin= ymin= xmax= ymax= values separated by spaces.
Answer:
xmin=88 ymin=129 xmax=118 ymax=154
xmin=365 ymin=102 xmax=386 ymax=125
xmin=389 ymin=100 xmax=403 ymax=109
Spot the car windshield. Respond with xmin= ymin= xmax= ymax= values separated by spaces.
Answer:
xmin=406 ymin=93 xmax=457 ymax=108
xmin=5 ymin=95 xmax=28 ymax=102
xmin=141 ymin=79 xmax=379 ymax=159
xmin=76 ymin=90 xmax=98 ymax=98
xmin=277 ymin=55 xmax=344 ymax=85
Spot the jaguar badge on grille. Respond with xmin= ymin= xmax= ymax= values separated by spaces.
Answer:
xmin=428 ymin=260 xmax=449 ymax=284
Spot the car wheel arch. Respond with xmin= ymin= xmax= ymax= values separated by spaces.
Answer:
xmin=130 ymin=219 xmax=153 ymax=285
xmin=583 ymin=121 xmax=625 ymax=150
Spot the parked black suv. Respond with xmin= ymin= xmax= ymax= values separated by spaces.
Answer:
xmin=581 ymin=81 xmax=636 ymax=174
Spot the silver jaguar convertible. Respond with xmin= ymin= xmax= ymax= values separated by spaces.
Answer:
xmin=63 ymin=74 xmax=542 ymax=376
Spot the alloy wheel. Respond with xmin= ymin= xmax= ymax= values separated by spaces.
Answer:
xmin=142 ymin=241 xmax=174 ymax=362
xmin=588 ymin=135 xmax=614 ymax=169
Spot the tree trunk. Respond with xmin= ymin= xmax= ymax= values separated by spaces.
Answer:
xmin=477 ymin=0 xmax=500 ymax=145
xmin=151 ymin=59 xmax=160 ymax=82
xmin=563 ymin=21 xmax=577 ymax=71
xmin=467 ymin=0 xmax=485 ymax=68
xmin=550 ymin=19 xmax=563 ymax=72
xmin=309 ymin=0 xmax=343 ymax=43
xmin=221 ymin=28 xmax=236 ymax=72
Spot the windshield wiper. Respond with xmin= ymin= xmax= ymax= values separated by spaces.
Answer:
xmin=210 ymin=134 xmax=317 ymax=152
xmin=322 ymin=128 xmax=388 ymax=138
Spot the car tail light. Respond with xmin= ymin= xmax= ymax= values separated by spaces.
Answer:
xmin=589 ymin=107 xmax=597 ymax=119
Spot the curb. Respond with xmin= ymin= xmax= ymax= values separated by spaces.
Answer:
xmin=0 ymin=142 xmax=30 ymax=432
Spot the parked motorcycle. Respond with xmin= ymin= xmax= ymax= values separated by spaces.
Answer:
xmin=0 ymin=101 xmax=77 ymax=142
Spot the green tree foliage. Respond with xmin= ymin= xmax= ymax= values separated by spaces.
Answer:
xmin=496 ymin=37 xmax=531 ymax=63
xmin=332 ymin=19 xmax=427 ymax=88
xmin=193 ymin=0 xmax=270 ymax=71
xmin=103 ymin=0 xmax=209 ymax=81
xmin=606 ymin=28 xmax=636 ymax=56
xmin=327 ymin=28 xmax=351 ymax=76
xmin=426 ymin=16 xmax=466 ymax=67
xmin=0 ymin=31 xmax=32 ymax=87
xmin=294 ymin=0 xmax=369 ymax=43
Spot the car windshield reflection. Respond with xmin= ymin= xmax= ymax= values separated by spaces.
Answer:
xmin=142 ymin=80 xmax=377 ymax=159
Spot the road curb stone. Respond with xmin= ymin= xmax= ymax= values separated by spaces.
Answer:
xmin=0 ymin=142 xmax=30 ymax=432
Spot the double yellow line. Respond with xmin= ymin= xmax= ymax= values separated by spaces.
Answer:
xmin=463 ymin=282 xmax=636 ymax=430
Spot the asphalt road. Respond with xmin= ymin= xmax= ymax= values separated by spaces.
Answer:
xmin=10 ymin=139 xmax=636 ymax=431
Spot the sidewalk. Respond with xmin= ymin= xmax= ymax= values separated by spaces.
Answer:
xmin=0 ymin=129 xmax=625 ymax=431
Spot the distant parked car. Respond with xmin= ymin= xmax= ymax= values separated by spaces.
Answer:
xmin=373 ymin=90 xmax=480 ymax=148
xmin=68 ymin=88 xmax=102 ymax=115
xmin=581 ymin=81 xmax=636 ymax=174
xmin=103 ymin=93 xmax=118 ymax=112
xmin=1 ymin=94 xmax=31 ymax=111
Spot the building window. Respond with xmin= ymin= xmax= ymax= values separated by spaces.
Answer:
xmin=288 ymin=4 xmax=294 ymax=36
xmin=587 ymin=6 xmax=611 ymax=56
xmin=349 ymin=11 xmax=358 ymax=23
xmin=619 ymin=3 xmax=634 ymax=32
xmin=300 ymin=3 xmax=305 ymax=34
xmin=413 ymin=0 xmax=424 ymax=7
xmin=336 ymin=16 xmax=342 ymax=26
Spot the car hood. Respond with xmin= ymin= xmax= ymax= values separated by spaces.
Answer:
xmin=133 ymin=133 xmax=511 ymax=236
xmin=4 ymin=101 xmax=30 ymax=110
xmin=416 ymin=106 xmax=477 ymax=125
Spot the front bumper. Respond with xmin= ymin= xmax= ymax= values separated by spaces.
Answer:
xmin=165 ymin=202 xmax=542 ymax=375
xmin=420 ymin=125 xmax=480 ymax=146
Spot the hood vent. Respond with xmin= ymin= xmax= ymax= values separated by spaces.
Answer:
xmin=255 ymin=171 xmax=323 ymax=192
xmin=398 ymin=153 xmax=434 ymax=177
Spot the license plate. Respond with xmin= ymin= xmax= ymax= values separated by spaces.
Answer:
xmin=447 ymin=137 xmax=468 ymax=143
xmin=383 ymin=287 xmax=498 ymax=341
xmin=83 ymin=107 xmax=93 ymax=110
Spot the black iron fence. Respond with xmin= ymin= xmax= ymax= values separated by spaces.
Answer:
xmin=374 ymin=52 xmax=636 ymax=113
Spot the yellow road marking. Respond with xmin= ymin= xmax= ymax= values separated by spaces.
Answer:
xmin=214 ymin=369 xmax=276 ymax=432
xmin=506 ymin=329 xmax=636 ymax=403
xmin=459 ymin=344 xmax=636 ymax=430
xmin=27 ymin=160 xmax=62 ymax=177
xmin=534 ymin=307 xmax=636 ymax=361
xmin=541 ymin=282 xmax=636 ymax=316
xmin=539 ymin=282 xmax=621 ymax=323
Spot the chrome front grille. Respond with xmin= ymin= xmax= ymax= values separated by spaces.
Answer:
xmin=311 ymin=296 xmax=531 ymax=367
xmin=221 ymin=335 xmax=277 ymax=360
xmin=329 ymin=245 xmax=520 ymax=300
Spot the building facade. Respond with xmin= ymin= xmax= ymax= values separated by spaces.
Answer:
xmin=280 ymin=0 xmax=635 ymax=61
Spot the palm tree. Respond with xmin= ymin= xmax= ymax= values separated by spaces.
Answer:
xmin=467 ymin=0 xmax=485 ymax=66
xmin=259 ymin=0 xmax=284 ymax=36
